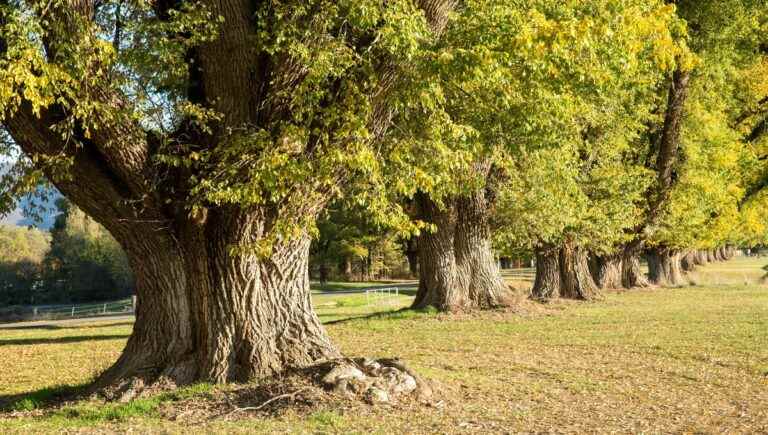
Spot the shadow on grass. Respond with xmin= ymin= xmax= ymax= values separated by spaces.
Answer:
xmin=322 ymin=307 xmax=437 ymax=325
xmin=1 ymin=382 xmax=216 ymax=424
xmin=0 ymin=334 xmax=129 ymax=346
xmin=0 ymin=384 xmax=87 ymax=412
xmin=0 ymin=321 xmax=134 ymax=332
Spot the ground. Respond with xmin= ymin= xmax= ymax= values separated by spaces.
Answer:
xmin=0 ymin=257 xmax=766 ymax=433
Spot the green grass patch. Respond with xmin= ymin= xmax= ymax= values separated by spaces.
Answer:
xmin=1 ymin=258 xmax=767 ymax=433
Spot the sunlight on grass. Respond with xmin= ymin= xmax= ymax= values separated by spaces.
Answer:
xmin=1 ymin=257 xmax=767 ymax=433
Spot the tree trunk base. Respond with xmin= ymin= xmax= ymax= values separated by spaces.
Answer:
xmin=646 ymin=247 xmax=686 ymax=287
xmin=621 ymin=247 xmax=649 ymax=289
xmin=559 ymin=241 xmax=600 ymax=300
xmin=591 ymin=254 xmax=623 ymax=290
xmin=94 ymin=356 xmax=433 ymax=407
xmin=531 ymin=244 xmax=561 ymax=300
xmin=531 ymin=242 xmax=600 ymax=301
xmin=413 ymin=193 xmax=513 ymax=312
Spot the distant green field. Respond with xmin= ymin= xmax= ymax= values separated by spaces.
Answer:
xmin=1 ymin=257 xmax=767 ymax=433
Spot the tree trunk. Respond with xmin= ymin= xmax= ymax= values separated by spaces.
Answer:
xmin=707 ymin=249 xmax=716 ymax=263
xmin=531 ymin=244 xmax=561 ymax=300
xmin=341 ymin=257 xmax=354 ymax=281
xmin=621 ymin=244 xmax=649 ymax=288
xmin=531 ymin=242 xmax=599 ymax=300
xmin=693 ymin=250 xmax=709 ymax=266
xmin=559 ymin=241 xmax=600 ymax=300
xmin=413 ymin=193 xmax=510 ymax=311
xmin=319 ymin=261 xmax=329 ymax=284
xmin=590 ymin=253 xmax=623 ymax=289
xmin=95 ymin=229 xmax=339 ymax=389
xmin=680 ymin=251 xmax=697 ymax=272
xmin=405 ymin=238 xmax=419 ymax=278
xmin=646 ymin=247 xmax=685 ymax=287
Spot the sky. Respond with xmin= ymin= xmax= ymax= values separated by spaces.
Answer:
xmin=1 ymin=208 xmax=25 ymax=226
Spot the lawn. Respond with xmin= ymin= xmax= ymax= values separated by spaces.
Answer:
xmin=0 ymin=257 xmax=766 ymax=433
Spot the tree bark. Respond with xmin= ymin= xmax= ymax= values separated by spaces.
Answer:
xmin=706 ymin=249 xmax=717 ymax=263
xmin=680 ymin=250 xmax=697 ymax=272
xmin=559 ymin=241 xmax=600 ymax=300
xmin=531 ymin=242 xmax=599 ymax=300
xmin=1 ymin=0 xmax=461 ymax=394
xmin=716 ymin=246 xmax=728 ymax=261
xmin=404 ymin=238 xmax=419 ymax=278
xmin=646 ymin=247 xmax=685 ymax=287
xmin=621 ymin=244 xmax=649 ymax=288
xmin=531 ymin=244 xmax=561 ymax=300
xmin=413 ymin=193 xmax=510 ymax=311
xmin=694 ymin=250 xmax=708 ymax=266
xmin=591 ymin=253 xmax=623 ymax=289
xmin=96 ymin=229 xmax=339 ymax=388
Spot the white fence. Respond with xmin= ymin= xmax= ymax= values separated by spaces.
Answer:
xmin=1 ymin=297 xmax=136 ymax=322
xmin=365 ymin=287 xmax=401 ymax=308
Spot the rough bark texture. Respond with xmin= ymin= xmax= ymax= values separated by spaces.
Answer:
xmin=680 ymin=251 xmax=697 ymax=272
xmin=531 ymin=242 xmax=599 ymax=300
xmin=694 ymin=250 xmax=709 ymax=266
xmin=413 ymin=192 xmax=510 ymax=311
xmin=531 ymin=244 xmax=561 ymax=300
xmin=99 ymin=234 xmax=339 ymax=388
xmin=646 ymin=247 xmax=685 ymax=287
xmin=621 ymin=68 xmax=691 ymax=280
xmin=559 ymin=241 xmax=600 ymax=300
xmin=707 ymin=250 xmax=717 ymax=263
xmin=590 ymin=253 xmax=623 ymax=290
xmin=715 ymin=247 xmax=728 ymax=262
xmin=621 ymin=243 xmax=649 ymax=288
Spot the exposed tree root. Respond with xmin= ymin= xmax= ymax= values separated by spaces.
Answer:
xmin=90 ymin=357 xmax=434 ymax=410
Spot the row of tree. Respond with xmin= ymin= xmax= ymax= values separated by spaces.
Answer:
xmin=0 ymin=200 xmax=133 ymax=306
xmin=0 ymin=0 xmax=765 ymax=390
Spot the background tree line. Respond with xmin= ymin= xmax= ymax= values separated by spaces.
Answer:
xmin=0 ymin=198 xmax=133 ymax=306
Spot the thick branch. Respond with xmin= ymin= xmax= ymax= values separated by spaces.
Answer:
xmin=1 ymin=0 xmax=162 ymax=218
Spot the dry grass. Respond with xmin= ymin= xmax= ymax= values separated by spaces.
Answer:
xmin=1 ymin=258 xmax=767 ymax=433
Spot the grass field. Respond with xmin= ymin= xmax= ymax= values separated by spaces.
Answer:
xmin=0 ymin=257 xmax=767 ymax=433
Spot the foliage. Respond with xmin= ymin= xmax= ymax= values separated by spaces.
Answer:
xmin=406 ymin=0 xmax=685 ymax=253
xmin=0 ymin=224 xmax=49 ymax=305
xmin=42 ymin=199 xmax=133 ymax=303
xmin=310 ymin=202 xmax=410 ymax=281
xmin=648 ymin=0 xmax=768 ymax=250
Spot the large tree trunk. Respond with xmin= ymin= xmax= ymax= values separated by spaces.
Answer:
xmin=706 ymin=249 xmax=717 ymax=263
xmin=621 ymin=244 xmax=649 ymax=288
xmin=559 ymin=241 xmax=600 ymax=300
xmin=404 ymin=238 xmax=419 ymax=278
xmin=590 ymin=253 xmax=623 ymax=289
xmin=531 ymin=241 xmax=599 ymax=300
xmin=96 ymin=229 xmax=339 ymax=388
xmin=680 ymin=250 xmax=697 ymax=272
xmin=531 ymin=244 xmax=561 ymax=300
xmin=715 ymin=246 xmax=728 ymax=262
xmin=646 ymin=247 xmax=685 ymax=287
xmin=1 ymin=0 xmax=460 ymax=396
xmin=694 ymin=250 xmax=709 ymax=266
xmin=413 ymin=193 xmax=510 ymax=311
